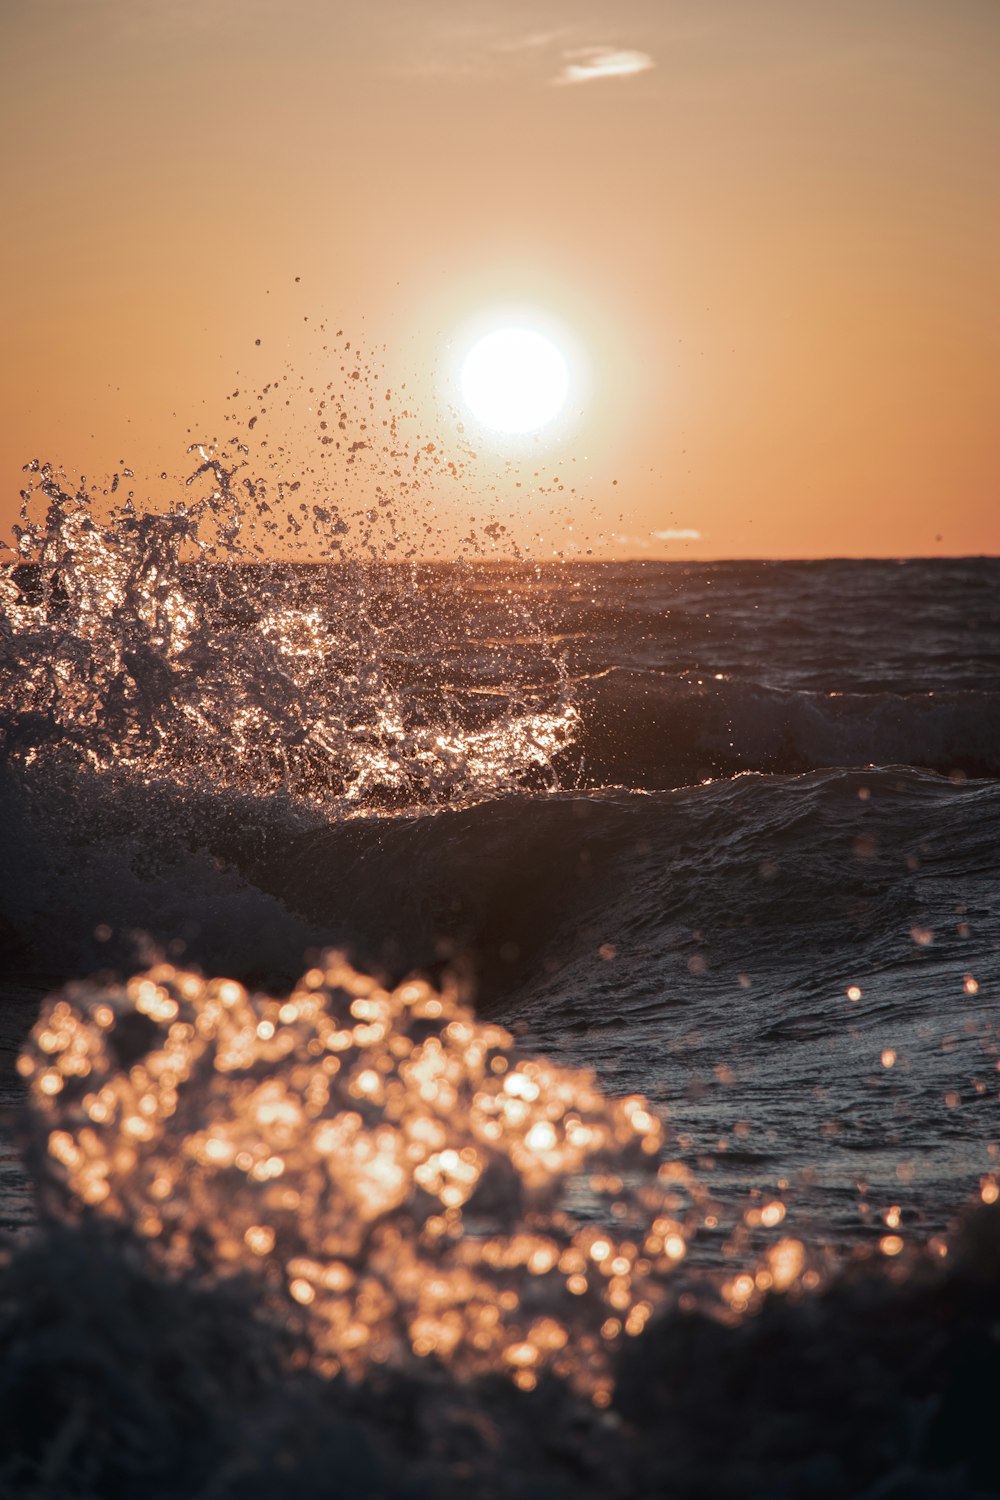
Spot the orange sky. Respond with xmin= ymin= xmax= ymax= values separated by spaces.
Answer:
xmin=2 ymin=0 xmax=998 ymax=559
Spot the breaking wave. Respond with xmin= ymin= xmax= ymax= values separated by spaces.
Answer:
xmin=0 ymin=466 xmax=576 ymax=817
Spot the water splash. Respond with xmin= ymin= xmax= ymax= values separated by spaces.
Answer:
xmin=20 ymin=955 xmax=703 ymax=1402
xmin=1 ymin=391 xmax=578 ymax=817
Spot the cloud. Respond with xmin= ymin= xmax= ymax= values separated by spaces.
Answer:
xmin=610 ymin=534 xmax=654 ymax=550
xmin=607 ymin=528 xmax=702 ymax=550
xmin=552 ymin=46 xmax=655 ymax=86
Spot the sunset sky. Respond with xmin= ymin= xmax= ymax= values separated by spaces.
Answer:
xmin=2 ymin=0 xmax=998 ymax=559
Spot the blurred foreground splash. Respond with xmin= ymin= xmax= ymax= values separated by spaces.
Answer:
xmin=20 ymin=955 xmax=692 ymax=1404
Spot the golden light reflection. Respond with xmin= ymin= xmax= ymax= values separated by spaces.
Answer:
xmin=22 ymin=954 xmax=702 ymax=1399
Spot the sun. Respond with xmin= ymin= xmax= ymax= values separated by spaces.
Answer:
xmin=460 ymin=328 xmax=570 ymax=435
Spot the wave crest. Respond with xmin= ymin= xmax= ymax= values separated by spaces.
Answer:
xmin=561 ymin=668 xmax=1000 ymax=786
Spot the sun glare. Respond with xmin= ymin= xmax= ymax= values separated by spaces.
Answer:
xmin=460 ymin=328 xmax=570 ymax=435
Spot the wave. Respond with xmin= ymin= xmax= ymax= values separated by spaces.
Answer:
xmin=257 ymin=768 xmax=999 ymax=1246
xmin=267 ymin=766 xmax=999 ymax=1001
xmin=559 ymin=668 xmax=1000 ymax=787
xmin=5 ymin=750 xmax=996 ymax=1011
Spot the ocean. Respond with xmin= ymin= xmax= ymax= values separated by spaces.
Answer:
xmin=1 ymin=472 xmax=998 ymax=1494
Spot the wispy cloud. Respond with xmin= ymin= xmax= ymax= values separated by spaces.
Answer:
xmin=608 ymin=528 xmax=702 ymax=551
xmin=552 ymin=47 xmax=655 ymax=87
